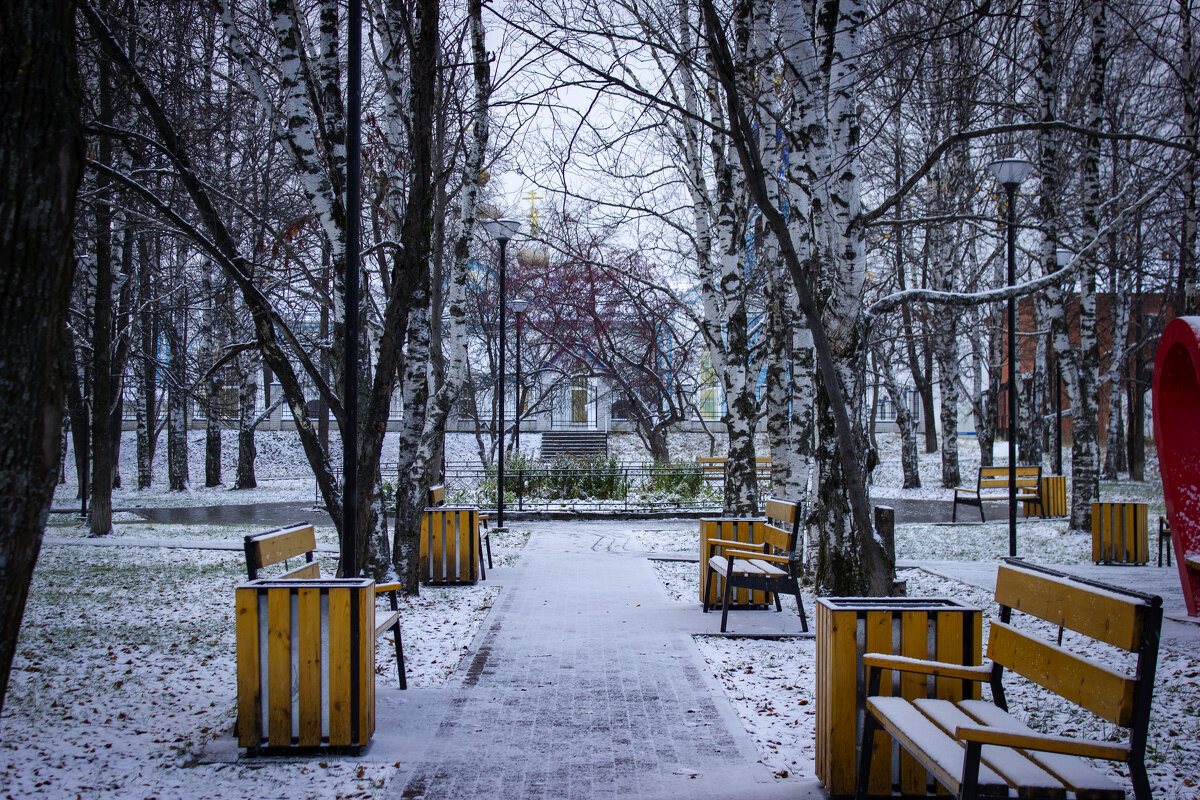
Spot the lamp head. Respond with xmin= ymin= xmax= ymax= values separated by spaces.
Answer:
xmin=483 ymin=218 xmax=522 ymax=243
xmin=1055 ymin=248 xmax=1074 ymax=268
xmin=510 ymin=299 xmax=530 ymax=315
xmin=987 ymin=158 xmax=1033 ymax=189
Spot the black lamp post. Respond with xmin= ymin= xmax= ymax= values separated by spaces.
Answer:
xmin=483 ymin=218 xmax=521 ymax=529
xmin=988 ymin=157 xmax=1032 ymax=559
xmin=342 ymin=0 xmax=363 ymax=577
xmin=510 ymin=298 xmax=529 ymax=455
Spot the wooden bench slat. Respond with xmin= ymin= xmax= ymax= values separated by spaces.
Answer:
xmin=279 ymin=562 xmax=321 ymax=580
xmin=958 ymin=700 xmax=1126 ymax=800
xmin=247 ymin=524 xmax=317 ymax=572
xmin=995 ymin=563 xmax=1146 ymax=651
xmin=988 ymin=621 xmax=1137 ymax=727
xmin=866 ymin=696 xmax=1008 ymax=795
xmin=912 ymin=698 xmax=1066 ymax=795
xmin=375 ymin=609 xmax=401 ymax=638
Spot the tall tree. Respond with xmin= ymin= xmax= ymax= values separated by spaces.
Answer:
xmin=0 ymin=0 xmax=83 ymax=713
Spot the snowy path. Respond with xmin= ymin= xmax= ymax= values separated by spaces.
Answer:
xmin=391 ymin=522 xmax=824 ymax=800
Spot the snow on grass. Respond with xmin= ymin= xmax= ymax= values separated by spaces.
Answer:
xmin=0 ymin=538 xmax=508 ymax=798
xmin=693 ymin=636 xmax=817 ymax=781
xmin=894 ymin=519 xmax=1094 ymax=563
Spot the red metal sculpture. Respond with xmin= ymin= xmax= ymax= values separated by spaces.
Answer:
xmin=1152 ymin=316 xmax=1200 ymax=616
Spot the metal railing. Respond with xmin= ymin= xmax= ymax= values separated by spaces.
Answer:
xmin=316 ymin=460 xmax=771 ymax=513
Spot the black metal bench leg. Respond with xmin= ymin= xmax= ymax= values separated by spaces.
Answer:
xmin=719 ymin=573 xmax=733 ymax=633
xmin=792 ymin=581 xmax=808 ymax=632
xmin=1130 ymin=756 xmax=1152 ymax=800
xmin=856 ymin=711 xmax=878 ymax=800
xmin=388 ymin=592 xmax=407 ymax=690
xmin=393 ymin=621 xmax=407 ymax=689
xmin=773 ymin=591 xmax=782 ymax=612
xmin=960 ymin=740 xmax=983 ymax=800
xmin=484 ymin=530 xmax=494 ymax=569
xmin=702 ymin=565 xmax=715 ymax=613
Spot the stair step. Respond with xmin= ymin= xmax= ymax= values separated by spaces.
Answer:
xmin=541 ymin=431 xmax=608 ymax=460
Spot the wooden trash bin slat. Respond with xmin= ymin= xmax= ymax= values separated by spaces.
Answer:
xmin=815 ymin=597 xmax=981 ymax=797
xmin=1023 ymin=475 xmax=1067 ymax=517
xmin=698 ymin=517 xmax=770 ymax=608
xmin=236 ymin=578 xmax=376 ymax=751
xmin=1092 ymin=502 xmax=1149 ymax=564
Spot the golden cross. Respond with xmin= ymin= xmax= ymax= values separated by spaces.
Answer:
xmin=526 ymin=190 xmax=544 ymax=233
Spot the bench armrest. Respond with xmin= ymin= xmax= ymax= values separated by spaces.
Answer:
xmin=862 ymin=653 xmax=991 ymax=683
xmin=954 ymin=725 xmax=1131 ymax=761
xmin=719 ymin=548 xmax=784 ymax=562
xmin=708 ymin=539 xmax=766 ymax=556
xmin=730 ymin=551 xmax=790 ymax=564
xmin=375 ymin=581 xmax=403 ymax=594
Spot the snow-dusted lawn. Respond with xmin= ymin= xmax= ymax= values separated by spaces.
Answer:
xmin=0 ymin=523 xmax=526 ymax=798
xmin=20 ymin=429 xmax=1198 ymax=797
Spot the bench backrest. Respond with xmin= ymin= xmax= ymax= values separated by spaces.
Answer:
xmin=696 ymin=456 xmax=772 ymax=479
xmin=244 ymin=523 xmax=319 ymax=580
xmin=762 ymin=497 xmax=802 ymax=554
xmin=429 ymin=484 xmax=446 ymax=507
xmin=978 ymin=465 xmax=1041 ymax=489
xmin=978 ymin=465 xmax=1041 ymax=491
xmin=989 ymin=561 xmax=1161 ymax=734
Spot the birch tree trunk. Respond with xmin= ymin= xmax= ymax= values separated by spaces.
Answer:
xmin=88 ymin=45 xmax=115 ymax=537
xmin=135 ymin=232 xmax=156 ymax=489
xmin=878 ymin=345 xmax=921 ymax=489
xmin=1068 ymin=0 xmax=1108 ymax=531
xmin=167 ymin=242 xmax=189 ymax=492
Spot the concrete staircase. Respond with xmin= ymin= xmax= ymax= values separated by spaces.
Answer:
xmin=540 ymin=430 xmax=608 ymax=460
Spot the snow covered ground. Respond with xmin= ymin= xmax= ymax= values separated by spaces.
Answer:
xmin=7 ymin=430 xmax=1196 ymax=798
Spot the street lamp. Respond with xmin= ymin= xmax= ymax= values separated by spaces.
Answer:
xmin=988 ymin=157 xmax=1033 ymax=558
xmin=1053 ymin=247 xmax=1073 ymax=477
xmin=342 ymin=0 xmax=363 ymax=577
xmin=483 ymin=217 xmax=522 ymax=529
xmin=510 ymin=298 xmax=530 ymax=455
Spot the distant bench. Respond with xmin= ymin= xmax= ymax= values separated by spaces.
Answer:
xmin=953 ymin=465 xmax=1041 ymax=522
xmin=696 ymin=456 xmax=772 ymax=483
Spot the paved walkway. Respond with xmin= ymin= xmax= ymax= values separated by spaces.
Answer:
xmin=381 ymin=521 xmax=821 ymax=800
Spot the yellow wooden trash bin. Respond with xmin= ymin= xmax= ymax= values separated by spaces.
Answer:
xmin=420 ymin=506 xmax=481 ymax=585
xmin=1092 ymin=501 xmax=1149 ymax=564
xmin=1022 ymin=475 xmax=1067 ymax=517
xmin=236 ymin=578 xmax=376 ymax=751
xmin=815 ymin=597 xmax=982 ymax=797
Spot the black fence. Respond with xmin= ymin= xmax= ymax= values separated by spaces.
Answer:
xmin=318 ymin=461 xmax=772 ymax=513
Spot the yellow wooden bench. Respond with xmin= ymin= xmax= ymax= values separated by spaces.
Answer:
xmin=696 ymin=456 xmax=771 ymax=483
xmin=243 ymin=523 xmax=406 ymax=688
xmin=953 ymin=465 xmax=1042 ymax=522
xmin=702 ymin=498 xmax=808 ymax=633
xmin=857 ymin=559 xmax=1162 ymax=800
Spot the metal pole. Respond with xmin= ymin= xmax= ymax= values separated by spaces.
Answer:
xmin=1005 ymin=182 xmax=1018 ymax=558
xmin=1055 ymin=363 xmax=1063 ymax=475
xmin=514 ymin=309 xmax=523 ymax=454
xmin=341 ymin=0 xmax=362 ymax=578
xmin=497 ymin=238 xmax=507 ymax=529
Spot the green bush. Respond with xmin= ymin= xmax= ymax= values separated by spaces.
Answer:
xmin=643 ymin=461 xmax=705 ymax=498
